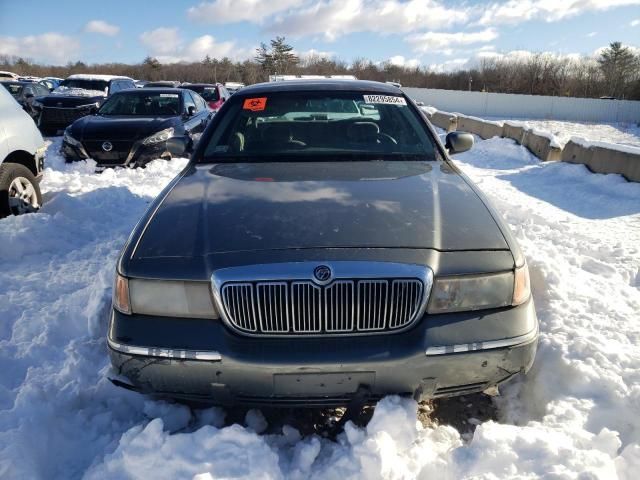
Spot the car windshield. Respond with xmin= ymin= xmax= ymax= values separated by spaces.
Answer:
xmin=201 ymin=91 xmax=437 ymax=162
xmin=187 ymin=86 xmax=219 ymax=102
xmin=59 ymin=79 xmax=109 ymax=91
xmin=1 ymin=83 xmax=22 ymax=97
xmin=98 ymin=91 xmax=181 ymax=116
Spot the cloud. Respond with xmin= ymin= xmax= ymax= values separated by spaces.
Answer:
xmin=83 ymin=20 xmax=120 ymax=36
xmin=297 ymin=49 xmax=335 ymax=60
xmin=479 ymin=0 xmax=640 ymax=26
xmin=0 ymin=33 xmax=80 ymax=65
xmin=428 ymin=58 xmax=469 ymax=73
xmin=267 ymin=0 xmax=471 ymax=41
xmin=406 ymin=28 xmax=499 ymax=54
xmin=631 ymin=19 xmax=640 ymax=26
xmin=139 ymin=27 xmax=243 ymax=63
xmin=586 ymin=31 xmax=598 ymax=37
xmin=187 ymin=0 xmax=304 ymax=24
xmin=388 ymin=56 xmax=420 ymax=68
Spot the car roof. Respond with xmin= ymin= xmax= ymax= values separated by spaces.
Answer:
xmin=0 ymin=80 xmax=30 ymax=86
xmin=236 ymin=79 xmax=401 ymax=96
xmin=66 ymin=74 xmax=133 ymax=81
xmin=179 ymin=83 xmax=218 ymax=88
xmin=120 ymin=87 xmax=184 ymax=94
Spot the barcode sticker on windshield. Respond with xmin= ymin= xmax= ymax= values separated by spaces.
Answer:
xmin=363 ymin=95 xmax=406 ymax=105
xmin=160 ymin=94 xmax=179 ymax=98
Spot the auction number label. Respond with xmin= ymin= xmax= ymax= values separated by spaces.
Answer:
xmin=363 ymin=95 xmax=406 ymax=105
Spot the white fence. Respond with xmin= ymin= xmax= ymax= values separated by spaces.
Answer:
xmin=403 ymin=87 xmax=640 ymax=123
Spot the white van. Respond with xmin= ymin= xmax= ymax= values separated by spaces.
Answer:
xmin=0 ymin=85 xmax=46 ymax=218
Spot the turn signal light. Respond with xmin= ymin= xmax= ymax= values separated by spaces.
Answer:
xmin=512 ymin=262 xmax=531 ymax=305
xmin=113 ymin=273 xmax=131 ymax=314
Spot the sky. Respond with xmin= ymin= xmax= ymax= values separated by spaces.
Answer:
xmin=0 ymin=0 xmax=639 ymax=71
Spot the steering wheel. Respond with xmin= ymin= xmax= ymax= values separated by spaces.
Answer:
xmin=378 ymin=133 xmax=398 ymax=145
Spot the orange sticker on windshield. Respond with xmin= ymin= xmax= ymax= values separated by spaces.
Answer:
xmin=243 ymin=97 xmax=267 ymax=111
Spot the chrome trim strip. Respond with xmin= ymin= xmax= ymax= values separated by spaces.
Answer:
xmin=107 ymin=336 xmax=222 ymax=361
xmin=425 ymin=327 xmax=538 ymax=356
xmin=211 ymin=261 xmax=434 ymax=338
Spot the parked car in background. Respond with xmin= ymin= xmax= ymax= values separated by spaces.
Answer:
xmin=39 ymin=77 xmax=63 ymax=91
xmin=0 ymin=85 xmax=45 ymax=218
xmin=62 ymin=88 xmax=211 ymax=168
xmin=17 ymin=76 xmax=41 ymax=82
xmin=0 ymin=71 xmax=19 ymax=81
xmin=0 ymin=80 xmax=50 ymax=119
xmin=143 ymin=81 xmax=181 ymax=88
xmin=224 ymin=82 xmax=245 ymax=95
xmin=32 ymin=74 xmax=135 ymax=135
xmin=179 ymin=83 xmax=229 ymax=111
xmin=108 ymin=80 xmax=538 ymax=408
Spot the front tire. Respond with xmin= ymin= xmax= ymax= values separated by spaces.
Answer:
xmin=0 ymin=163 xmax=43 ymax=218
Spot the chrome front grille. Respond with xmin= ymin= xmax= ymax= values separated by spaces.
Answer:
xmin=218 ymin=263 xmax=430 ymax=336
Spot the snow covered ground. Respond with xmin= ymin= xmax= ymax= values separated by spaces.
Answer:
xmin=486 ymin=117 xmax=640 ymax=148
xmin=1 ymin=136 xmax=639 ymax=479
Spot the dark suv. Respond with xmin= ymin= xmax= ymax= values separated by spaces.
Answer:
xmin=32 ymin=74 xmax=135 ymax=135
xmin=108 ymin=80 xmax=538 ymax=408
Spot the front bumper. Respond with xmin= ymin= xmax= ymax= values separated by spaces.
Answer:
xmin=62 ymin=138 xmax=171 ymax=167
xmin=108 ymin=297 xmax=538 ymax=406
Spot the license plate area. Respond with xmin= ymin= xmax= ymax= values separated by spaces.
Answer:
xmin=273 ymin=372 xmax=375 ymax=395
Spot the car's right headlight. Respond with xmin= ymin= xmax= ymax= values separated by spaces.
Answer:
xmin=113 ymin=273 xmax=219 ymax=319
xmin=32 ymin=99 xmax=43 ymax=109
xmin=427 ymin=263 xmax=531 ymax=314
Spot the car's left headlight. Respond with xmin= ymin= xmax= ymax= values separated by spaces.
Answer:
xmin=113 ymin=273 xmax=219 ymax=319
xmin=427 ymin=263 xmax=531 ymax=314
xmin=63 ymin=129 xmax=83 ymax=148
xmin=142 ymin=127 xmax=174 ymax=145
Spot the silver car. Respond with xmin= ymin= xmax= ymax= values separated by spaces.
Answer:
xmin=0 ymin=85 xmax=45 ymax=218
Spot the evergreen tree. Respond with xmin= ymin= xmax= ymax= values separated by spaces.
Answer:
xmin=598 ymin=42 xmax=639 ymax=98
xmin=255 ymin=37 xmax=298 ymax=76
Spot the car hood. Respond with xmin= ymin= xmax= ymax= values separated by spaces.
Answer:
xmin=133 ymin=161 xmax=508 ymax=259
xmin=72 ymin=115 xmax=176 ymax=141
xmin=38 ymin=94 xmax=104 ymax=107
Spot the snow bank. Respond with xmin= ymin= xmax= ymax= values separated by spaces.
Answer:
xmin=1 ymin=136 xmax=639 ymax=479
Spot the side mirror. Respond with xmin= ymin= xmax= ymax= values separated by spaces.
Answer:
xmin=166 ymin=137 xmax=187 ymax=156
xmin=445 ymin=131 xmax=474 ymax=155
xmin=24 ymin=93 xmax=34 ymax=100
xmin=187 ymin=106 xmax=196 ymax=117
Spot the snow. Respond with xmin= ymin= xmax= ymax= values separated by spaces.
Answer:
xmin=66 ymin=74 xmax=133 ymax=81
xmin=493 ymin=117 xmax=640 ymax=149
xmin=51 ymin=86 xmax=107 ymax=97
xmin=1 ymin=135 xmax=640 ymax=479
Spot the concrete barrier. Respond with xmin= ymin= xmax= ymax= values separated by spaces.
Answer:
xmin=427 ymin=106 xmax=640 ymax=182
xmin=430 ymin=111 xmax=457 ymax=131
xmin=522 ymin=130 xmax=563 ymax=161
xmin=455 ymin=115 xmax=504 ymax=139
xmin=503 ymin=123 xmax=527 ymax=144
xmin=589 ymin=147 xmax=640 ymax=182
xmin=478 ymin=121 xmax=504 ymax=140
xmin=561 ymin=139 xmax=593 ymax=165
xmin=561 ymin=139 xmax=640 ymax=182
